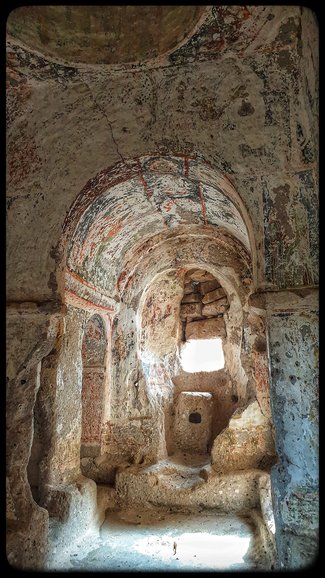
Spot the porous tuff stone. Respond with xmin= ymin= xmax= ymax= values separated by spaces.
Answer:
xmin=202 ymin=288 xmax=226 ymax=304
xmin=202 ymin=297 xmax=229 ymax=316
xmin=173 ymin=392 xmax=213 ymax=454
xmin=183 ymin=282 xmax=199 ymax=295
xmin=181 ymin=292 xmax=202 ymax=304
xmin=211 ymin=401 xmax=276 ymax=474
xmin=200 ymin=280 xmax=222 ymax=295
xmin=180 ymin=302 xmax=202 ymax=320
xmin=186 ymin=317 xmax=226 ymax=340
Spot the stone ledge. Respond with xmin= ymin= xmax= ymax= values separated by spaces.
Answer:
xmin=249 ymin=287 xmax=318 ymax=313
xmin=6 ymin=301 xmax=67 ymax=316
xmin=116 ymin=464 xmax=266 ymax=512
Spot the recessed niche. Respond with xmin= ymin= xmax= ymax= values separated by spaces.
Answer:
xmin=189 ymin=412 xmax=202 ymax=423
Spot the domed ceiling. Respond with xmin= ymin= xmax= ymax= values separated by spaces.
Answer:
xmin=7 ymin=5 xmax=207 ymax=66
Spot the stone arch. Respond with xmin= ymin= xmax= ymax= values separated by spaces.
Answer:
xmin=54 ymin=154 xmax=259 ymax=466
xmin=53 ymin=150 xmax=276 ymax=469
xmin=58 ymin=153 xmax=258 ymax=307
xmin=135 ymin=257 xmax=249 ymax=458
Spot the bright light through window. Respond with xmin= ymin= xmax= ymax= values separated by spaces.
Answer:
xmin=134 ymin=532 xmax=251 ymax=569
xmin=180 ymin=338 xmax=225 ymax=373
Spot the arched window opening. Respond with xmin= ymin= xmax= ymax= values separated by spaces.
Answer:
xmin=171 ymin=269 xmax=232 ymax=459
xmin=179 ymin=269 xmax=228 ymax=373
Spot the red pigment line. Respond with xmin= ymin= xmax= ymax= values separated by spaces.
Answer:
xmin=242 ymin=5 xmax=252 ymax=19
xmin=139 ymin=172 xmax=153 ymax=199
xmin=174 ymin=152 xmax=195 ymax=162
xmin=184 ymin=157 xmax=189 ymax=177
xmin=117 ymin=270 xmax=127 ymax=290
xmin=223 ymin=173 xmax=236 ymax=189
xmin=198 ymin=182 xmax=207 ymax=225
xmin=65 ymin=288 xmax=114 ymax=312
xmin=66 ymin=269 xmax=114 ymax=306
xmin=101 ymin=222 xmax=123 ymax=243
xmin=240 ymin=10 xmax=271 ymax=56
xmin=176 ymin=267 xmax=187 ymax=278
xmin=65 ymin=268 xmax=99 ymax=292
xmin=137 ymin=159 xmax=152 ymax=199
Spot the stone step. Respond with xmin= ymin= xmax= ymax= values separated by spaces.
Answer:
xmin=116 ymin=462 xmax=265 ymax=513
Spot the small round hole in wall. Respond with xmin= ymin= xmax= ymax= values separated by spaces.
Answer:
xmin=189 ymin=412 xmax=201 ymax=423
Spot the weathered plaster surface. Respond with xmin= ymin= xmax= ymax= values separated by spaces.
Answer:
xmin=81 ymin=315 xmax=107 ymax=449
xmin=40 ymin=306 xmax=87 ymax=484
xmin=6 ymin=5 xmax=318 ymax=571
xmin=7 ymin=6 xmax=207 ymax=66
xmin=6 ymin=311 xmax=61 ymax=569
xmin=211 ymin=401 xmax=276 ymax=473
xmin=7 ymin=7 xmax=318 ymax=301
xmin=267 ymin=294 xmax=318 ymax=569
xmin=62 ymin=157 xmax=253 ymax=298
xmin=262 ymin=171 xmax=318 ymax=289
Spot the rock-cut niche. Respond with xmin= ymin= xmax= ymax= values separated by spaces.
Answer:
xmin=80 ymin=315 xmax=107 ymax=466
xmin=170 ymin=268 xmax=236 ymax=459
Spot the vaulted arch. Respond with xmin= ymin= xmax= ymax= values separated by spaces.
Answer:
xmin=60 ymin=154 xmax=257 ymax=308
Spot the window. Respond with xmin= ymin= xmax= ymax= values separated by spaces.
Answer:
xmin=180 ymin=338 xmax=225 ymax=373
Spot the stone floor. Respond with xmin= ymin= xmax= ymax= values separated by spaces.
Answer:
xmin=45 ymin=455 xmax=274 ymax=571
xmin=52 ymin=507 xmax=270 ymax=572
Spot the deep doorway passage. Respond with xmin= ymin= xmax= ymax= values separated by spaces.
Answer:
xmin=52 ymin=508 xmax=270 ymax=571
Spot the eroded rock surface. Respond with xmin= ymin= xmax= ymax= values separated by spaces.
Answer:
xmin=211 ymin=401 xmax=277 ymax=473
xmin=6 ymin=4 xmax=318 ymax=572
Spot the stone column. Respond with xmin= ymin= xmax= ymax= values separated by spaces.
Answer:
xmin=30 ymin=305 xmax=102 ymax=567
xmin=107 ymin=302 xmax=166 ymax=465
xmin=40 ymin=305 xmax=87 ymax=485
xmin=265 ymin=288 xmax=319 ymax=569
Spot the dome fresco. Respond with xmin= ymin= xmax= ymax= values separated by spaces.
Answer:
xmin=7 ymin=5 xmax=207 ymax=65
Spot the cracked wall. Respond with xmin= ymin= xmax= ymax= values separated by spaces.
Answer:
xmin=7 ymin=7 xmax=319 ymax=302
xmin=267 ymin=293 xmax=318 ymax=569
xmin=6 ymin=5 xmax=318 ymax=571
